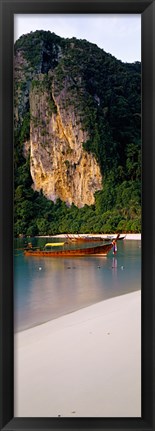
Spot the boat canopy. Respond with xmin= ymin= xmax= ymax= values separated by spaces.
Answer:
xmin=45 ymin=242 xmax=64 ymax=247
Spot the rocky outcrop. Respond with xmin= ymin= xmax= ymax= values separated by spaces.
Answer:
xmin=29 ymin=74 xmax=102 ymax=207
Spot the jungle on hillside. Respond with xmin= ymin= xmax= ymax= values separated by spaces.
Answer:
xmin=14 ymin=30 xmax=141 ymax=237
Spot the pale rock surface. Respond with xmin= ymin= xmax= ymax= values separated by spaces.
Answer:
xmin=29 ymin=75 xmax=102 ymax=207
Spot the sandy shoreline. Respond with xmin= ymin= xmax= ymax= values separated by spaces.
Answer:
xmin=14 ymin=290 xmax=141 ymax=418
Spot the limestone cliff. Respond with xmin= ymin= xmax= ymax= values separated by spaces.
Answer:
xmin=28 ymin=75 xmax=102 ymax=207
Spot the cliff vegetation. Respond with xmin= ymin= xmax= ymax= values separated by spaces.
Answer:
xmin=14 ymin=30 xmax=141 ymax=236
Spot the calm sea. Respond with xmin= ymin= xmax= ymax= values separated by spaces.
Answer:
xmin=14 ymin=238 xmax=141 ymax=332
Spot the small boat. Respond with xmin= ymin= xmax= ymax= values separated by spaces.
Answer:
xmin=104 ymin=235 xmax=114 ymax=242
xmin=117 ymin=235 xmax=126 ymax=241
xmin=66 ymin=235 xmax=104 ymax=243
xmin=104 ymin=234 xmax=126 ymax=242
xmin=24 ymin=242 xmax=113 ymax=257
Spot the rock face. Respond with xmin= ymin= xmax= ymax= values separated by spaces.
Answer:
xmin=29 ymin=75 xmax=102 ymax=207
xmin=14 ymin=32 xmax=103 ymax=207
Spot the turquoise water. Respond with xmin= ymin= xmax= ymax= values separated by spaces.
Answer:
xmin=14 ymin=238 xmax=141 ymax=332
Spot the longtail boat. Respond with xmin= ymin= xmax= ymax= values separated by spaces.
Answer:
xmin=24 ymin=242 xmax=113 ymax=257
xmin=104 ymin=233 xmax=126 ymax=241
xmin=104 ymin=235 xmax=114 ymax=242
xmin=66 ymin=234 xmax=104 ymax=243
xmin=117 ymin=235 xmax=126 ymax=241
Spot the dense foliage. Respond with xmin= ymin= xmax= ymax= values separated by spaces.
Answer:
xmin=14 ymin=31 xmax=141 ymax=236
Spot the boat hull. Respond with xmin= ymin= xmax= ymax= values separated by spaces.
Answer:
xmin=24 ymin=243 xmax=113 ymax=257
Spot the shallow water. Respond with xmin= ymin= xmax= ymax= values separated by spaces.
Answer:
xmin=14 ymin=238 xmax=141 ymax=332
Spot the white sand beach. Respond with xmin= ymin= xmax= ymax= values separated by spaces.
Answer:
xmin=14 ymin=290 xmax=141 ymax=418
